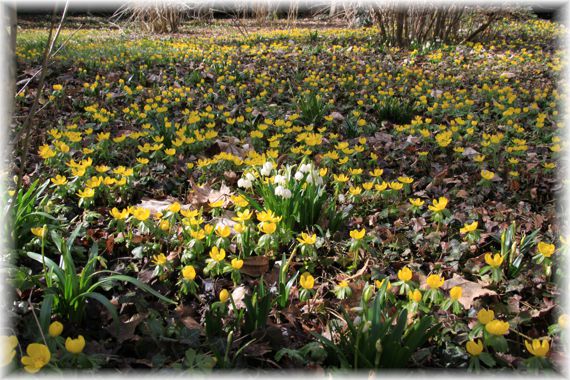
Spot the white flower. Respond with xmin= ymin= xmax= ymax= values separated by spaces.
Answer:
xmin=260 ymin=162 xmax=273 ymax=176
xmin=275 ymin=185 xmax=285 ymax=196
xmin=338 ymin=194 xmax=346 ymax=203
xmin=245 ymin=172 xmax=255 ymax=182
xmin=238 ymin=178 xmax=252 ymax=189
xmin=281 ymin=188 xmax=292 ymax=198
xmin=274 ymin=174 xmax=287 ymax=185
xmin=306 ymin=174 xmax=314 ymax=184
xmin=294 ymin=171 xmax=304 ymax=181
xmin=299 ymin=163 xmax=311 ymax=173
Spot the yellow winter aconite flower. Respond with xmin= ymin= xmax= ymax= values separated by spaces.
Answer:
xmin=52 ymin=84 xmax=63 ymax=91
xmin=477 ymin=309 xmax=495 ymax=325
xmin=537 ymin=241 xmax=555 ymax=257
xmin=215 ymin=225 xmax=231 ymax=238
xmin=219 ymin=289 xmax=230 ymax=302
xmin=182 ymin=265 xmax=196 ymax=281
xmin=485 ymin=320 xmax=509 ymax=336
xmin=65 ymin=335 xmax=86 ymax=354
xmin=257 ymin=209 xmax=282 ymax=223
xmin=231 ymin=258 xmax=244 ymax=270
xmin=152 ymin=253 xmax=168 ymax=267
xmin=450 ymin=286 xmax=462 ymax=301
xmin=426 ymin=274 xmax=444 ymax=289
xmin=209 ymin=199 xmax=224 ymax=208
xmin=300 ymin=272 xmax=314 ymax=290
xmin=484 ymin=253 xmax=504 ymax=268
xmin=110 ymin=207 xmax=129 ymax=220
xmin=297 ymin=232 xmax=317 ymax=245
xmin=409 ymin=289 xmax=422 ymax=303
xmin=50 ymin=175 xmax=68 ymax=186
xmin=333 ymin=173 xmax=350 ymax=183
xmin=31 ymin=226 xmax=47 ymax=238
xmin=132 ymin=207 xmax=150 ymax=221
xmin=525 ymin=339 xmax=549 ymax=357
xmin=77 ymin=187 xmax=95 ymax=199
xmin=466 ymin=340 xmax=483 ymax=356
xmin=210 ymin=247 xmax=226 ymax=262
xmin=480 ymin=170 xmax=495 ymax=180
xmin=48 ymin=321 xmax=63 ymax=337
xmin=1 ymin=336 xmax=18 ymax=367
xmin=259 ymin=222 xmax=277 ymax=235
xmin=409 ymin=198 xmax=425 ymax=207
xmin=21 ymin=343 xmax=50 ymax=373
xmin=159 ymin=220 xmax=170 ymax=231
xmin=349 ymin=228 xmax=366 ymax=240
xmin=428 ymin=197 xmax=448 ymax=213
xmin=168 ymin=202 xmax=181 ymax=213
xmin=397 ymin=266 xmax=413 ymax=282
xmin=232 ymin=209 xmax=253 ymax=223
xmin=375 ymin=279 xmax=392 ymax=290
xmin=460 ymin=221 xmax=478 ymax=234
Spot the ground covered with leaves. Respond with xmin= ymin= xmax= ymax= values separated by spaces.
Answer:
xmin=6 ymin=16 xmax=568 ymax=373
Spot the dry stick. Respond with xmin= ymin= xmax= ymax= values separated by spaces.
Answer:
xmin=460 ymin=13 xmax=497 ymax=44
xmin=11 ymin=8 xmax=57 ymax=208
xmin=28 ymin=289 xmax=48 ymax=347
xmin=12 ymin=1 xmax=70 ymax=201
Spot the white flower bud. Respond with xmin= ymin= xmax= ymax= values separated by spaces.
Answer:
xmin=294 ymin=171 xmax=304 ymax=181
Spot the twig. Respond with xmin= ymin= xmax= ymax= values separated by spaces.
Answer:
xmin=28 ymin=289 xmax=48 ymax=347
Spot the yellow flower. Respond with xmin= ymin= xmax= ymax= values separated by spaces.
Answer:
xmin=152 ymin=253 xmax=168 ymax=267
xmin=428 ymin=197 xmax=448 ymax=213
xmin=231 ymin=194 xmax=249 ymax=207
xmin=132 ymin=207 xmax=150 ymax=221
xmin=398 ymin=176 xmax=414 ymax=184
xmin=210 ymin=247 xmax=226 ymax=262
xmin=297 ymin=232 xmax=317 ymax=246
xmin=299 ymin=272 xmax=314 ymax=290
xmin=21 ymin=343 xmax=50 ymax=373
xmin=525 ymin=339 xmax=549 ymax=357
xmin=31 ymin=226 xmax=47 ymax=238
xmin=450 ymin=286 xmax=462 ymax=301
xmin=1 ymin=336 xmax=18 ymax=367
xmin=159 ymin=219 xmax=170 ymax=231
xmin=165 ymin=148 xmax=176 ymax=156
xmin=338 ymin=280 xmax=349 ymax=288
xmin=333 ymin=173 xmax=350 ymax=183
xmin=77 ymin=187 xmax=95 ymax=199
xmin=375 ymin=279 xmax=392 ymax=290
xmin=408 ymin=289 xmax=422 ymax=303
xmin=369 ymin=168 xmax=384 ymax=177
xmin=466 ymin=340 xmax=483 ymax=356
xmin=485 ymin=320 xmax=509 ymax=336
xmin=65 ymin=335 xmax=85 ymax=354
xmin=537 ymin=241 xmax=555 ymax=258
xmin=234 ymin=223 xmax=245 ymax=234
xmin=48 ymin=321 xmax=63 ymax=337
xmin=388 ymin=181 xmax=403 ymax=191
xmin=349 ymin=228 xmax=366 ymax=240
xmin=426 ymin=274 xmax=444 ymax=289
xmin=232 ymin=209 xmax=253 ymax=223
xmin=480 ymin=170 xmax=495 ymax=180
xmin=209 ymin=199 xmax=224 ymax=208
xmin=215 ymin=224 xmax=231 ymax=238
xmin=219 ymin=289 xmax=230 ymax=302
xmin=168 ymin=202 xmax=181 ymax=213
xmin=460 ymin=221 xmax=478 ymax=234
xmin=52 ymin=84 xmax=63 ymax=91
xmin=110 ymin=207 xmax=129 ymax=220
xmin=409 ymin=198 xmax=425 ymax=207
xmin=477 ymin=309 xmax=495 ymax=325
xmin=50 ymin=175 xmax=68 ymax=186
xmin=231 ymin=258 xmax=244 ymax=270
xmin=257 ymin=209 xmax=282 ymax=223
xmin=259 ymin=222 xmax=277 ymax=235
xmin=182 ymin=265 xmax=196 ymax=281
xmin=397 ymin=267 xmax=413 ymax=282
xmin=484 ymin=253 xmax=503 ymax=268
xmin=349 ymin=186 xmax=362 ymax=196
